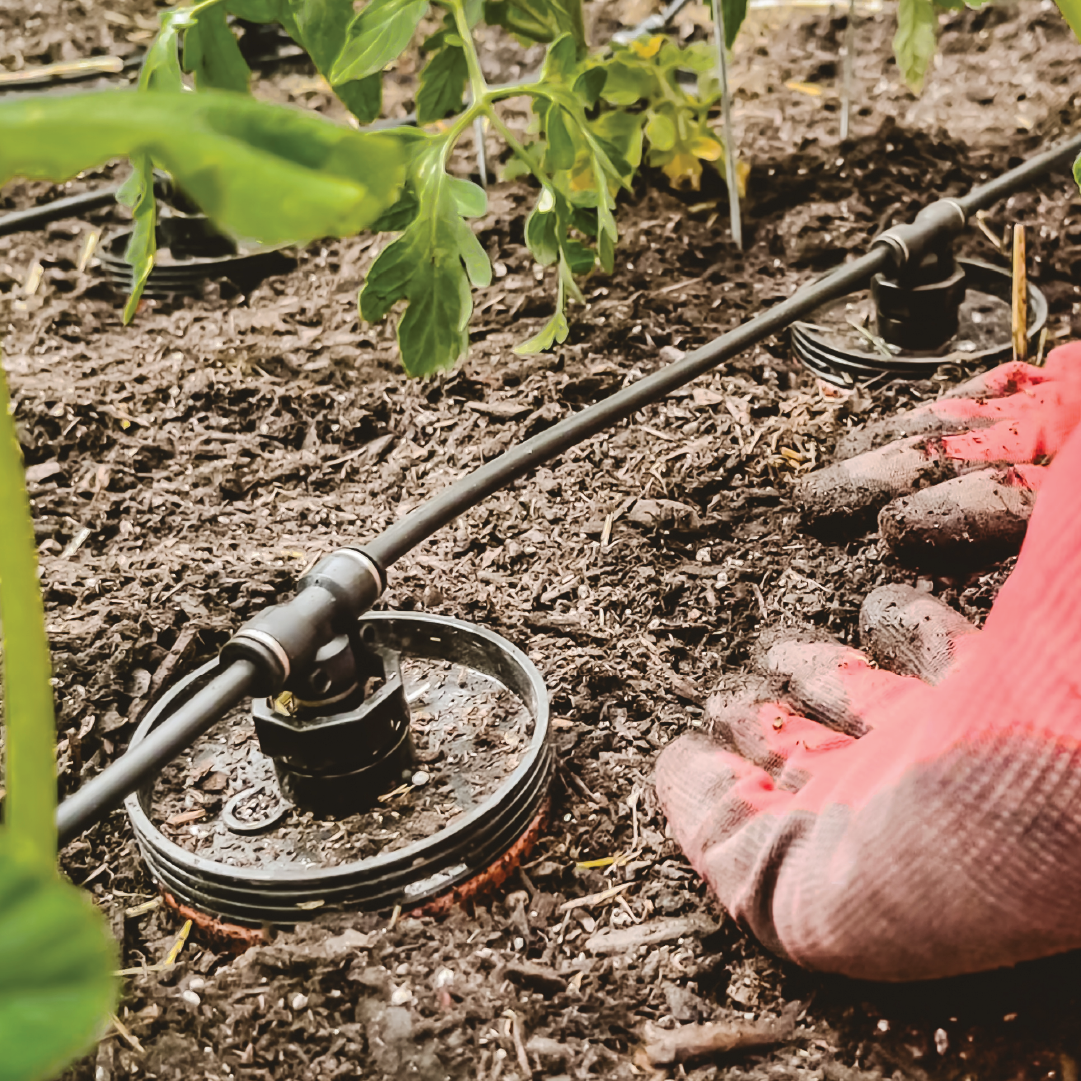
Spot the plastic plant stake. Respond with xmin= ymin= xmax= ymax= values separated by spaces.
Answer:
xmin=841 ymin=0 xmax=856 ymax=141
xmin=711 ymin=0 xmax=743 ymax=249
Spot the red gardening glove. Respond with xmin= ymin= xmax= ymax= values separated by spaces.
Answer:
xmin=797 ymin=344 xmax=1081 ymax=569
xmin=656 ymin=356 xmax=1081 ymax=982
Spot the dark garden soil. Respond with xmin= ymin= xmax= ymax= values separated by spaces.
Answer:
xmin=5 ymin=1 xmax=1081 ymax=1078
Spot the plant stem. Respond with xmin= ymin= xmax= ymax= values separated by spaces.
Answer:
xmin=0 ymin=359 xmax=58 ymax=866
xmin=485 ymin=106 xmax=554 ymax=195
xmin=450 ymin=0 xmax=489 ymax=105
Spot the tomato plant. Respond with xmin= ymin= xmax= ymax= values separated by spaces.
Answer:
xmin=1 ymin=0 xmax=745 ymax=377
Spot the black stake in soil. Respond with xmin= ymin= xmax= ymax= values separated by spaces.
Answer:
xmin=55 ymin=133 xmax=1081 ymax=921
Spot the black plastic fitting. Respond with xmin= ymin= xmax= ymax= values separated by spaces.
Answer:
xmin=873 ymin=199 xmax=968 ymax=274
xmin=221 ymin=547 xmax=384 ymax=697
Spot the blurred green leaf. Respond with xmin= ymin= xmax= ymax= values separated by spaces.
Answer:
xmin=0 ymin=366 xmax=55 ymax=866
xmin=0 ymin=843 xmax=118 ymax=1081
xmin=721 ymin=0 xmax=748 ymax=48
xmin=483 ymin=0 xmax=586 ymax=48
xmin=894 ymin=0 xmax=938 ymax=91
xmin=1055 ymin=0 xmax=1081 ymax=38
xmin=183 ymin=2 xmax=251 ymax=91
xmin=0 ymin=90 xmax=408 ymax=245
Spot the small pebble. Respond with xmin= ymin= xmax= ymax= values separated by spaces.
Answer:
xmin=934 ymin=1028 xmax=949 ymax=1055
xmin=876 ymin=1019 xmax=889 ymax=1033
xmin=411 ymin=770 xmax=430 ymax=787
xmin=390 ymin=986 xmax=413 ymax=1006
xmin=290 ymin=993 xmax=308 ymax=1011
xmin=188 ymin=977 xmax=206 ymax=993
xmin=180 ymin=990 xmax=201 ymax=1007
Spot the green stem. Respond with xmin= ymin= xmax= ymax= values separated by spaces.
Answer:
xmin=450 ymin=0 xmax=489 ymax=104
xmin=485 ymin=105 xmax=554 ymax=195
xmin=0 ymin=359 xmax=58 ymax=867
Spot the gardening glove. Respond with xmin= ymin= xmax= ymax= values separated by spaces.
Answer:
xmin=655 ymin=414 xmax=1081 ymax=982
xmin=797 ymin=342 xmax=1081 ymax=569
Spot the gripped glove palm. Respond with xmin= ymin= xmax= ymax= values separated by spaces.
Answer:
xmin=655 ymin=344 xmax=1081 ymax=981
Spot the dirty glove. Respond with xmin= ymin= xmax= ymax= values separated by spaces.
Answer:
xmin=655 ymin=399 xmax=1081 ymax=982
xmin=797 ymin=343 xmax=1081 ymax=569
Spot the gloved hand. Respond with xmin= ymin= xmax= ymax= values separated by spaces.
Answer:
xmin=655 ymin=348 xmax=1081 ymax=982
xmin=797 ymin=344 xmax=1081 ymax=569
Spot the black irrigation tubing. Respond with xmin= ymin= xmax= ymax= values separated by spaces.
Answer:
xmin=54 ymin=130 xmax=1081 ymax=846
xmin=0 ymin=186 xmax=121 ymax=238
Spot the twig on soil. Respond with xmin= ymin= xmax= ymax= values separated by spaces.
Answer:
xmin=1012 ymin=223 xmax=1028 ymax=362
xmin=161 ymin=919 xmax=192 ymax=966
xmin=504 ymin=1009 xmax=532 ymax=1074
xmin=558 ymin=881 xmax=634 ymax=913
xmin=107 ymin=1013 xmax=145 ymax=1054
xmin=639 ymin=1002 xmax=802 ymax=1067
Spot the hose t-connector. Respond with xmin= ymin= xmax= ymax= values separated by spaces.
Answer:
xmin=220 ymin=547 xmax=385 ymax=696
xmin=873 ymin=199 xmax=968 ymax=274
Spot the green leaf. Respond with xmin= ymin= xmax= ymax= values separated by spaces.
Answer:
xmin=483 ymin=0 xmax=586 ymax=48
xmin=525 ymin=202 xmax=559 ymax=266
xmin=416 ymin=40 xmax=469 ymax=123
xmin=721 ymin=0 xmax=748 ymax=48
xmin=0 ymin=364 xmax=56 ymax=865
xmin=545 ymin=105 xmax=577 ymax=170
xmin=645 ymin=111 xmax=676 ymax=152
xmin=285 ymin=0 xmax=385 ymax=121
xmin=573 ymin=66 xmax=606 ymax=106
xmin=226 ymin=0 xmax=289 ymax=21
xmin=0 ymin=90 xmax=408 ymax=246
xmin=139 ymin=11 xmax=186 ymax=92
xmin=1074 ymin=151 xmax=1081 ymax=195
xmin=893 ymin=0 xmax=939 ymax=91
xmin=0 ymin=842 xmax=118 ymax=1081
xmin=182 ymin=2 xmax=251 ymax=92
xmin=596 ymin=59 xmax=654 ymax=105
xmin=1055 ymin=0 xmax=1081 ymax=38
xmin=330 ymin=0 xmax=429 ymax=84
xmin=120 ymin=156 xmax=156 ymax=323
xmin=359 ymin=141 xmax=491 ymax=375
xmin=514 ymin=259 xmax=569 ymax=354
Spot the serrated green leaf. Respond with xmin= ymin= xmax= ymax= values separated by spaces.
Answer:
xmin=0 ymin=843 xmax=118 ymax=1081
xmin=542 ymin=32 xmax=579 ymax=84
xmin=893 ymin=0 xmax=938 ymax=91
xmin=1055 ymin=0 xmax=1081 ymax=38
xmin=0 ymin=90 xmax=408 ymax=245
xmin=514 ymin=305 xmax=568 ymax=354
xmin=416 ymin=41 xmax=468 ymax=122
xmin=330 ymin=0 xmax=429 ymax=84
xmin=359 ymin=142 xmax=490 ymax=375
xmin=182 ymin=2 xmax=251 ymax=92
xmin=590 ymin=109 xmax=644 ymax=172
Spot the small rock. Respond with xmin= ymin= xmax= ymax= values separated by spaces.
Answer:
xmin=934 ymin=1028 xmax=948 ymax=1055
xmin=290 ymin=993 xmax=309 ymax=1011
xmin=187 ymin=977 xmax=206 ymax=993
xmin=411 ymin=770 xmax=430 ymax=786
xmin=179 ymin=990 xmax=201 ymax=1007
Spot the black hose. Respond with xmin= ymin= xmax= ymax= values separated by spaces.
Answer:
xmin=57 ymin=659 xmax=259 ymax=846
xmin=0 ymin=186 xmax=121 ymax=237
xmin=364 ymin=249 xmax=892 ymax=568
xmin=54 ymin=132 xmax=1081 ymax=840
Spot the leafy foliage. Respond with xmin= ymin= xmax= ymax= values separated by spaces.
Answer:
xmin=2 ymin=0 xmax=746 ymax=376
xmin=0 ymin=361 xmax=119 ymax=1081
